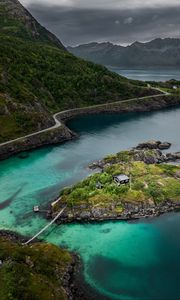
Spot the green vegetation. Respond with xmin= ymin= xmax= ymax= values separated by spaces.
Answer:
xmin=58 ymin=152 xmax=180 ymax=212
xmin=0 ymin=236 xmax=72 ymax=300
xmin=149 ymin=79 xmax=180 ymax=95
xmin=0 ymin=0 xmax=153 ymax=142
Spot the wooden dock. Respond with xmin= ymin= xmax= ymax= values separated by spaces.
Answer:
xmin=24 ymin=206 xmax=66 ymax=245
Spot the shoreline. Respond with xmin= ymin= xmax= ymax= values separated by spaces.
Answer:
xmin=0 ymin=230 xmax=82 ymax=300
xmin=53 ymin=203 xmax=180 ymax=225
xmin=0 ymin=229 xmax=101 ymax=300
xmin=0 ymin=94 xmax=180 ymax=161
xmin=49 ymin=141 xmax=180 ymax=225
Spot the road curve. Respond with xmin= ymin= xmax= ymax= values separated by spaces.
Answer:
xmin=0 ymin=89 xmax=169 ymax=147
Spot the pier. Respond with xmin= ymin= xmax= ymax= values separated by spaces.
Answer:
xmin=24 ymin=206 xmax=66 ymax=245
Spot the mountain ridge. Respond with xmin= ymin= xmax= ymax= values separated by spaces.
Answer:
xmin=0 ymin=0 xmax=66 ymax=49
xmin=68 ymin=38 xmax=180 ymax=67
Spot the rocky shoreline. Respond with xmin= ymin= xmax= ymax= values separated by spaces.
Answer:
xmin=49 ymin=140 xmax=180 ymax=225
xmin=0 ymin=124 xmax=77 ymax=161
xmin=0 ymin=230 xmax=85 ymax=300
xmin=0 ymin=94 xmax=180 ymax=161
xmin=52 ymin=201 xmax=180 ymax=225
xmin=90 ymin=140 xmax=180 ymax=167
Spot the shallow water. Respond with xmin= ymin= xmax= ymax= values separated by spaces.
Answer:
xmin=0 ymin=107 xmax=180 ymax=299
xmin=47 ymin=213 xmax=180 ymax=300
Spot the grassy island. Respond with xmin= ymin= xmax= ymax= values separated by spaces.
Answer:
xmin=52 ymin=145 xmax=180 ymax=221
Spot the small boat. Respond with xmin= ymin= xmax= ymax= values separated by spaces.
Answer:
xmin=33 ymin=206 xmax=39 ymax=212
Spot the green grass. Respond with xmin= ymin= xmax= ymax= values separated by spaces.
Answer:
xmin=57 ymin=159 xmax=180 ymax=211
xmin=0 ymin=2 xmax=154 ymax=142
xmin=0 ymin=237 xmax=72 ymax=300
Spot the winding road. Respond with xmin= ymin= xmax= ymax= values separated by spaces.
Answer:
xmin=0 ymin=87 xmax=170 ymax=147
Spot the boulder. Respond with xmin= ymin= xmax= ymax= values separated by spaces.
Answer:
xmin=158 ymin=142 xmax=171 ymax=150
xmin=136 ymin=140 xmax=171 ymax=150
xmin=136 ymin=140 xmax=161 ymax=149
xmin=175 ymin=170 xmax=180 ymax=178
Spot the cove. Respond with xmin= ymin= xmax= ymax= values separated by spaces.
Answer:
xmin=0 ymin=106 xmax=180 ymax=299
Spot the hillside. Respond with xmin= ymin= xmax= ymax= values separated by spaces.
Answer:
xmin=0 ymin=0 xmax=153 ymax=143
xmin=0 ymin=234 xmax=73 ymax=300
xmin=68 ymin=38 xmax=180 ymax=68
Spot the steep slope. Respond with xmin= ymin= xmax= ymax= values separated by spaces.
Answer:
xmin=0 ymin=0 xmax=65 ymax=49
xmin=68 ymin=38 xmax=180 ymax=68
xmin=0 ymin=0 xmax=152 ymax=143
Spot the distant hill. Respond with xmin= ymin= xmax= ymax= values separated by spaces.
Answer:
xmin=68 ymin=38 xmax=180 ymax=68
xmin=0 ymin=0 xmax=151 ymax=142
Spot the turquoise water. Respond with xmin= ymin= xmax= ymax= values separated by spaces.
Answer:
xmin=108 ymin=67 xmax=180 ymax=82
xmin=47 ymin=214 xmax=180 ymax=300
xmin=0 ymin=107 xmax=180 ymax=299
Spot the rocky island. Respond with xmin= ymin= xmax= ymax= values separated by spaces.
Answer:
xmin=50 ymin=141 xmax=180 ymax=223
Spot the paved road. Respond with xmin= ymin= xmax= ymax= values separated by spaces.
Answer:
xmin=0 ymin=88 xmax=170 ymax=147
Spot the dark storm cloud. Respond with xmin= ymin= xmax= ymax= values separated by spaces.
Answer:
xmin=27 ymin=2 xmax=180 ymax=46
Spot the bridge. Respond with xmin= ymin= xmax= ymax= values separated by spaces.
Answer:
xmin=23 ymin=206 xmax=66 ymax=245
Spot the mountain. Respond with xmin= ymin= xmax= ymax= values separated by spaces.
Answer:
xmin=0 ymin=0 xmax=65 ymax=49
xmin=0 ymin=0 xmax=151 ymax=142
xmin=68 ymin=38 xmax=180 ymax=68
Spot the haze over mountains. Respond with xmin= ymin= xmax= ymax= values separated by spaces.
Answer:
xmin=68 ymin=38 xmax=180 ymax=68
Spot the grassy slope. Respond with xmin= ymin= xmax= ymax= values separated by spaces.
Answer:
xmin=0 ymin=1 xmax=152 ymax=142
xmin=58 ymin=150 xmax=180 ymax=212
xmin=0 ymin=237 xmax=72 ymax=300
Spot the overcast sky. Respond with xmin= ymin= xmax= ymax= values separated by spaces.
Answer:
xmin=21 ymin=0 xmax=180 ymax=46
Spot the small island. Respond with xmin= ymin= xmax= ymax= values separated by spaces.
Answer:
xmin=51 ymin=141 xmax=180 ymax=222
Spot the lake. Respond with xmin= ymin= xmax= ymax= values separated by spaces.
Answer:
xmin=0 ymin=107 xmax=180 ymax=299
xmin=108 ymin=67 xmax=180 ymax=82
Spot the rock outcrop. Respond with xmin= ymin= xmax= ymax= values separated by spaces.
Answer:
xmin=136 ymin=140 xmax=171 ymax=150
xmin=89 ymin=140 xmax=179 ymax=168
xmin=53 ymin=200 xmax=180 ymax=224
xmin=0 ymin=0 xmax=66 ymax=49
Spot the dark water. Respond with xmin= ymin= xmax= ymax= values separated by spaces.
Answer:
xmin=108 ymin=67 xmax=180 ymax=82
xmin=0 ymin=107 xmax=180 ymax=299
